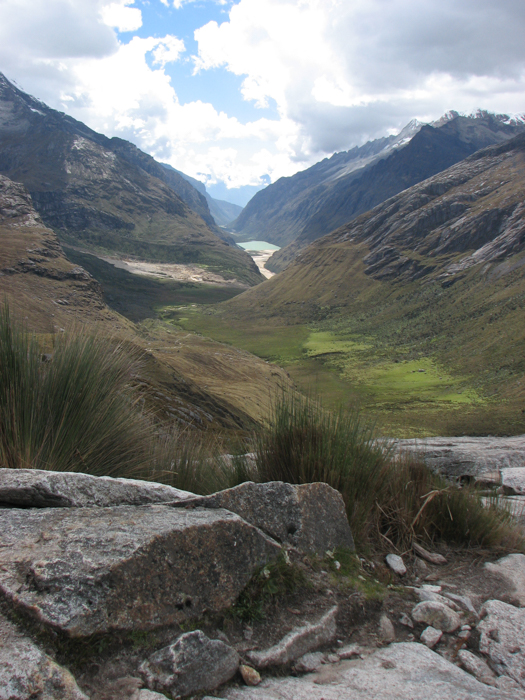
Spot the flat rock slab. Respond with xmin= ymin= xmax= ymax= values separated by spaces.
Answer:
xmin=393 ymin=436 xmax=525 ymax=480
xmin=0 ymin=505 xmax=280 ymax=637
xmin=0 ymin=613 xmax=88 ymax=700
xmin=175 ymin=481 xmax=354 ymax=553
xmin=0 ymin=468 xmax=194 ymax=508
xmin=216 ymin=642 xmax=516 ymax=699
xmin=478 ymin=599 xmax=525 ymax=689
xmin=485 ymin=554 xmax=525 ymax=606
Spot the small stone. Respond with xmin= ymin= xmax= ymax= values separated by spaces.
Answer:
xmin=133 ymin=691 xmax=169 ymax=700
xmin=293 ymin=652 xmax=325 ymax=673
xmin=457 ymin=630 xmax=470 ymax=641
xmin=338 ymin=643 xmax=362 ymax=659
xmin=326 ymin=653 xmax=340 ymax=664
xmin=415 ymin=558 xmax=428 ymax=573
xmin=411 ymin=601 xmax=462 ymax=632
xmin=420 ymin=626 xmax=443 ymax=648
xmin=379 ymin=615 xmax=396 ymax=644
xmin=385 ymin=554 xmax=407 ymax=576
xmin=421 ymin=584 xmax=442 ymax=593
xmin=399 ymin=613 xmax=414 ymax=629
xmin=441 ymin=591 xmax=478 ymax=617
xmin=239 ymin=665 xmax=261 ymax=686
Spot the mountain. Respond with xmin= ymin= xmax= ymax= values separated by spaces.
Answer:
xmin=0 ymin=73 xmax=261 ymax=286
xmin=230 ymin=111 xmax=525 ymax=273
xmin=222 ymin=133 xmax=525 ymax=435
xmin=161 ymin=163 xmax=243 ymax=228
xmin=0 ymin=172 xmax=290 ymax=431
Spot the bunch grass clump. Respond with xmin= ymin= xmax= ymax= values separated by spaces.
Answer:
xmin=248 ymin=390 xmax=524 ymax=551
xmin=0 ymin=304 xmax=151 ymax=475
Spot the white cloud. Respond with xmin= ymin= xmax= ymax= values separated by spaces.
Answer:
xmin=194 ymin=0 xmax=525 ymax=156
xmin=100 ymin=1 xmax=142 ymax=33
xmin=1 ymin=0 xmax=525 ymax=194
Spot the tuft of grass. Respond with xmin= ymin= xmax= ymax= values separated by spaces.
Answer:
xmin=252 ymin=390 xmax=390 ymax=540
xmin=0 ymin=304 xmax=152 ymax=475
xmin=245 ymin=390 xmax=525 ymax=552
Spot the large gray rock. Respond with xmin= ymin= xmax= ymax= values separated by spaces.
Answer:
xmin=216 ymin=642 xmax=517 ymax=699
xmin=140 ymin=630 xmax=239 ymax=697
xmin=478 ymin=599 xmax=525 ymax=689
xmin=393 ymin=436 xmax=525 ymax=480
xmin=246 ymin=606 xmax=338 ymax=669
xmin=175 ymin=481 xmax=354 ymax=553
xmin=0 ymin=613 xmax=88 ymax=700
xmin=0 ymin=468 xmax=194 ymax=508
xmin=485 ymin=554 xmax=525 ymax=606
xmin=0 ymin=505 xmax=280 ymax=637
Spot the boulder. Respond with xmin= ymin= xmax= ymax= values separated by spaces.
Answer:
xmin=246 ymin=605 xmax=338 ymax=669
xmin=0 ymin=613 xmax=88 ymax=700
xmin=392 ymin=435 xmax=525 ymax=480
xmin=0 ymin=468 xmax=194 ymax=508
xmin=485 ymin=553 xmax=525 ymax=606
xmin=0 ymin=504 xmax=280 ymax=637
xmin=140 ymin=630 xmax=239 ymax=697
xmin=175 ymin=481 xmax=354 ymax=553
xmin=411 ymin=600 xmax=462 ymax=632
xmin=478 ymin=599 xmax=525 ymax=689
xmin=218 ymin=642 xmax=517 ymax=699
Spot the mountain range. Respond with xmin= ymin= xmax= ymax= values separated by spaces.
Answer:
xmin=0 ymin=73 xmax=260 ymax=286
xmin=217 ymin=132 xmax=525 ymax=435
xmin=230 ymin=111 xmax=525 ymax=273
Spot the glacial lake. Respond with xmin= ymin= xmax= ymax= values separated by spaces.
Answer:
xmin=238 ymin=241 xmax=280 ymax=251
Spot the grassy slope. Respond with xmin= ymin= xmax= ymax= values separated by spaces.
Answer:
xmin=172 ymin=144 xmax=525 ymax=437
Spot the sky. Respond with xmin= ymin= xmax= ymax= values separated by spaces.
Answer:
xmin=1 ymin=1 xmax=525 ymax=206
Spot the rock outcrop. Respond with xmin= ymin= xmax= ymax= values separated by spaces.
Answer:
xmin=0 ymin=468 xmax=194 ymax=508
xmin=175 ymin=481 xmax=354 ymax=553
xmin=0 ymin=504 xmax=280 ymax=636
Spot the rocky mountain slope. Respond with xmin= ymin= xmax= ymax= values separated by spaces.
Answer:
xmin=222 ymin=134 xmax=525 ymax=434
xmin=0 ymin=73 xmax=261 ymax=286
xmin=0 ymin=172 xmax=289 ymax=431
xmin=230 ymin=112 xmax=525 ymax=273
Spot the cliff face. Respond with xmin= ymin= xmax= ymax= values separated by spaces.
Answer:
xmin=0 ymin=73 xmax=261 ymax=286
xmin=0 ymin=173 xmax=122 ymax=334
xmin=230 ymin=112 xmax=525 ymax=273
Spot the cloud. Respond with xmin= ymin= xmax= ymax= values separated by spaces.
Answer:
xmin=194 ymin=0 xmax=525 ymax=156
xmin=100 ymin=1 xmax=143 ymax=33
xmin=1 ymin=0 xmax=525 ymax=194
